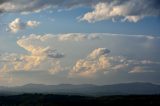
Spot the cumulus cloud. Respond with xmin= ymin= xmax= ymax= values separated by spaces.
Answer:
xmin=8 ymin=18 xmax=25 ymax=33
xmin=1 ymin=33 xmax=160 ymax=78
xmin=12 ymin=33 xmax=160 ymax=75
xmin=0 ymin=35 xmax=65 ymax=72
xmin=8 ymin=18 xmax=40 ymax=33
xmin=17 ymin=37 xmax=64 ymax=59
xmin=80 ymin=0 xmax=160 ymax=23
xmin=70 ymin=48 xmax=111 ymax=77
xmin=0 ymin=33 xmax=100 ymax=73
xmin=88 ymin=48 xmax=110 ymax=59
xmin=1 ymin=0 xmax=159 ymax=22
xmin=15 ymin=36 xmax=64 ymax=71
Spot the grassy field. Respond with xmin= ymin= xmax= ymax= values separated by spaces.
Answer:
xmin=0 ymin=94 xmax=160 ymax=106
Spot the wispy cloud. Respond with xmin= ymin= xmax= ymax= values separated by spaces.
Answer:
xmin=129 ymin=66 xmax=155 ymax=73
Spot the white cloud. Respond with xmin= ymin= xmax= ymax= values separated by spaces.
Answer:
xmin=80 ymin=0 xmax=160 ymax=23
xmin=122 ymin=16 xmax=143 ymax=23
xmin=48 ymin=61 xmax=64 ymax=75
xmin=88 ymin=48 xmax=110 ymax=59
xmin=8 ymin=18 xmax=40 ymax=33
xmin=0 ymin=35 xmax=65 ymax=72
xmin=26 ymin=20 xmax=40 ymax=27
xmin=8 ymin=18 xmax=25 ymax=33
xmin=70 ymin=48 xmax=111 ymax=77
xmin=145 ymin=36 xmax=160 ymax=40
xmin=0 ymin=0 xmax=160 ymax=23
xmin=58 ymin=33 xmax=100 ymax=41
xmin=0 ymin=0 xmax=95 ymax=14
xmin=107 ymin=55 xmax=160 ymax=74
xmin=0 ymin=0 xmax=57 ymax=13
xmin=58 ymin=33 xmax=87 ymax=41
xmin=111 ymin=64 xmax=128 ymax=70
xmin=16 ymin=33 xmax=159 ymax=44
xmin=129 ymin=66 xmax=154 ymax=73
xmin=0 ymin=33 xmax=160 ymax=78
xmin=17 ymin=38 xmax=64 ymax=59
xmin=140 ymin=60 xmax=160 ymax=65
xmin=0 ymin=2 xmax=16 ymax=12
xmin=15 ymin=36 xmax=64 ymax=71
xmin=18 ymin=33 xmax=100 ymax=42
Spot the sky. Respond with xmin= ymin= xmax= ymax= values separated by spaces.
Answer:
xmin=0 ymin=0 xmax=160 ymax=86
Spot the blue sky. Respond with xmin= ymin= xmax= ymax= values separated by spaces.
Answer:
xmin=0 ymin=0 xmax=160 ymax=86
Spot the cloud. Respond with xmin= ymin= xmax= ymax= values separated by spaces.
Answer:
xmin=70 ymin=48 xmax=111 ymax=77
xmin=18 ymin=33 xmax=101 ymax=42
xmin=0 ymin=0 xmax=97 ymax=13
xmin=111 ymin=64 xmax=128 ymax=70
xmin=0 ymin=35 xmax=65 ymax=72
xmin=129 ymin=66 xmax=155 ymax=73
xmin=1 ymin=32 xmax=160 ymax=78
xmin=1 ymin=33 xmax=100 ymax=73
xmin=11 ymin=33 xmax=160 ymax=74
xmin=140 ymin=60 xmax=160 ymax=65
xmin=7 ymin=32 xmax=159 ymax=44
xmin=0 ymin=73 xmax=14 ymax=84
xmin=8 ymin=18 xmax=26 ymax=33
xmin=48 ymin=61 xmax=65 ymax=75
xmin=88 ymin=48 xmax=110 ymax=59
xmin=0 ymin=0 xmax=159 ymax=22
xmin=0 ymin=0 xmax=61 ymax=13
xmin=144 ymin=35 xmax=160 ymax=40
xmin=80 ymin=0 xmax=160 ymax=23
xmin=15 ymin=36 xmax=64 ymax=71
xmin=108 ymin=56 xmax=160 ymax=73
xmin=0 ymin=64 xmax=9 ymax=73
xmin=26 ymin=20 xmax=40 ymax=27
xmin=0 ymin=50 xmax=46 ymax=71
xmin=45 ymin=48 xmax=64 ymax=58
xmin=58 ymin=33 xmax=100 ymax=41
xmin=17 ymin=37 xmax=64 ymax=59
xmin=8 ymin=18 xmax=40 ymax=33
xmin=58 ymin=33 xmax=87 ymax=41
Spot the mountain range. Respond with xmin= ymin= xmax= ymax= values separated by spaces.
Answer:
xmin=0 ymin=82 xmax=160 ymax=96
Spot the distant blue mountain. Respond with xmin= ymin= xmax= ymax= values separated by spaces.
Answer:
xmin=0 ymin=82 xmax=160 ymax=96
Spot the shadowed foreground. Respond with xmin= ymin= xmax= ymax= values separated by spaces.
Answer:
xmin=0 ymin=94 xmax=160 ymax=106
